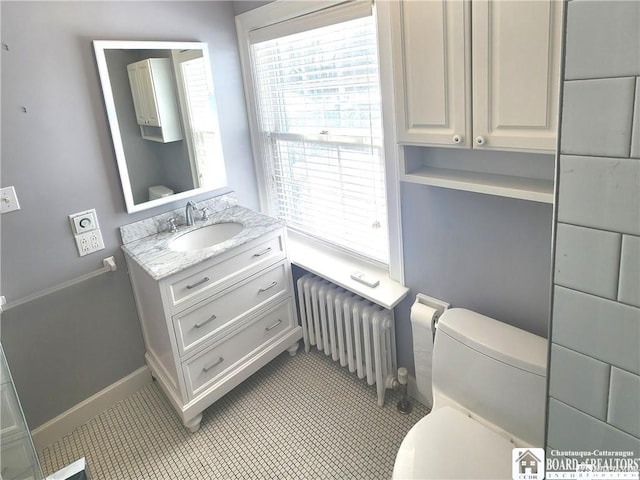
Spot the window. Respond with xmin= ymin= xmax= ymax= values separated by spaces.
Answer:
xmin=173 ymin=48 xmax=226 ymax=190
xmin=245 ymin=3 xmax=389 ymax=265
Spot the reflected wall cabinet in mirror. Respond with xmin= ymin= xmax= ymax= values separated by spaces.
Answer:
xmin=94 ymin=41 xmax=227 ymax=213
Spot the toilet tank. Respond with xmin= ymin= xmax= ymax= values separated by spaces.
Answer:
xmin=431 ymin=309 xmax=547 ymax=447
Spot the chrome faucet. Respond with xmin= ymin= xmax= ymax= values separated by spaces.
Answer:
xmin=185 ymin=201 xmax=197 ymax=226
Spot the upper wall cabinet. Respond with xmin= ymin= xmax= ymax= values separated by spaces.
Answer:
xmin=391 ymin=0 xmax=562 ymax=153
xmin=126 ymin=58 xmax=184 ymax=143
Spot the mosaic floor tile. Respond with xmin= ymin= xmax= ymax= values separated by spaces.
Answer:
xmin=40 ymin=349 xmax=429 ymax=479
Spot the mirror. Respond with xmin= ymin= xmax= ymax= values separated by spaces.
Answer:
xmin=94 ymin=41 xmax=227 ymax=213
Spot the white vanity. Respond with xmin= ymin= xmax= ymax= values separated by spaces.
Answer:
xmin=121 ymin=194 xmax=302 ymax=432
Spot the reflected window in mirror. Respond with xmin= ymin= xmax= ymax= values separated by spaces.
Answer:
xmin=94 ymin=41 xmax=227 ymax=213
xmin=173 ymin=49 xmax=225 ymax=192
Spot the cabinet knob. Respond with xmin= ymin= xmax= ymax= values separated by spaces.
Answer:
xmin=452 ymin=134 xmax=463 ymax=144
xmin=475 ymin=136 xmax=486 ymax=146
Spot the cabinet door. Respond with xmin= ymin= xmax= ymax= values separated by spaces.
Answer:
xmin=127 ymin=64 xmax=149 ymax=126
xmin=127 ymin=61 xmax=162 ymax=127
xmin=391 ymin=0 xmax=470 ymax=147
xmin=137 ymin=61 xmax=161 ymax=127
xmin=472 ymin=0 xmax=562 ymax=152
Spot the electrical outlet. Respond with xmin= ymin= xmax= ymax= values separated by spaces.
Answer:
xmin=75 ymin=230 xmax=105 ymax=256
xmin=0 ymin=186 xmax=21 ymax=214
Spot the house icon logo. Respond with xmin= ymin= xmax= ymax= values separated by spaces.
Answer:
xmin=512 ymin=448 xmax=545 ymax=480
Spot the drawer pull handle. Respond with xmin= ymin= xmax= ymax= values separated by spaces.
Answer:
xmin=252 ymin=247 xmax=272 ymax=258
xmin=202 ymin=357 xmax=224 ymax=373
xmin=186 ymin=277 xmax=210 ymax=290
xmin=258 ymin=281 xmax=278 ymax=293
xmin=194 ymin=314 xmax=217 ymax=329
xmin=265 ymin=319 xmax=282 ymax=331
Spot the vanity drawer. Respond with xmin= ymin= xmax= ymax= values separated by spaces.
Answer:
xmin=168 ymin=232 xmax=286 ymax=310
xmin=184 ymin=300 xmax=292 ymax=399
xmin=173 ymin=262 xmax=290 ymax=357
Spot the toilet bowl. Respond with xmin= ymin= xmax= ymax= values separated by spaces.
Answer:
xmin=393 ymin=308 xmax=547 ymax=479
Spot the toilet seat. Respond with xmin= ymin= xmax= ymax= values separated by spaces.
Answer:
xmin=392 ymin=406 xmax=515 ymax=479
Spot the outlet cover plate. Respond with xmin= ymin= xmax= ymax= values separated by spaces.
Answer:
xmin=75 ymin=230 xmax=105 ymax=256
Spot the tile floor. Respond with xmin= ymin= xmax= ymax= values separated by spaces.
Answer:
xmin=39 ymin=348 xmax=429 ymax=479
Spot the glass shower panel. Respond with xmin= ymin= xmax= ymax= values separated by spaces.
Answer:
xmin=0 ymin=342 xmax=44 ymax=480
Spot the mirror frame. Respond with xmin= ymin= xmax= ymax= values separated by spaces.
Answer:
xmin=93 ymin=40 xmax=227 ymax=213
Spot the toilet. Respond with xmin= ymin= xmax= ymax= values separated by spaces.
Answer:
xmin=393 ymin=308 xmax=547 ymax=479
xmin=148 ymin=185 xmax=174 ymax=201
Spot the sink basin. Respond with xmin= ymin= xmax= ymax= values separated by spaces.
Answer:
xmin=169 ymin=222 xmax=244 ymax=252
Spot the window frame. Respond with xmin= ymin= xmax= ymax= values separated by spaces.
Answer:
xmin=236 ymin=0 xmax=404 ymax=284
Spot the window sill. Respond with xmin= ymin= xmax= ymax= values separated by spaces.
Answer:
xmin=286 ymin=230 xmax=409 ymax=310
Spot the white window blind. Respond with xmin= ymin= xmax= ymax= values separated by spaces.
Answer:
xmin=250 ymin=7 xmax=388 ymax=264
xmin=178 ymin=54 xmax=225 ymax=188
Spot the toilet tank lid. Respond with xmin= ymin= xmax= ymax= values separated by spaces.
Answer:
xmin=437 ymin=308 xmax=547 ymax=376
xmin=149 ymin=185 xmax=174 ymax=195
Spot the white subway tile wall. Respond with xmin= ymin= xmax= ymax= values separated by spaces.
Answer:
xmin=554 ymin=224 xmax=621 ymax=299
xmin=608 ymin=367 xmax=640 ymax=438
xmin=548 ymin=0 xmax=640 ymax=455
xmin=549 ymin=344 xmax=610 ymax=421
xmin=632 ymin=81 xmax=640 ymax=158
xmin=619 ymin=235 xmax=640 ymax=308
xmin=560 ymin=77 xmax=635 ymax=157
xmin=552 ymin=286 xmax=640 ymax=375
xmin=563 ymin=0 xmax=640 ymax=80
xmin=557 ymin=155 xmax=640 ymax=235
xmin=548 ymin=399 xmax=640 ymax=453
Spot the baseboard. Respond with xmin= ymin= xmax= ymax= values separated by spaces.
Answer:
xmin=31 ymin=366 xmax=152 ymax=451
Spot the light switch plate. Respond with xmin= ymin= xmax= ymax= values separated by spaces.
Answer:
xmin=69 ymin=209 xmax=99 ymax=234
xmin=0 ymin=186 xmax=20 ymax=214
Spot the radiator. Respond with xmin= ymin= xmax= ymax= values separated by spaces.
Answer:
xmin=296 ymin=274 xmax=397 ymax=406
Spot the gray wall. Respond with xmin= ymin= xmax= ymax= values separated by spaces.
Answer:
xmin=547 ymin=1 xmax=640 ymax=454
xmin=396 ymin=182 xmax=553 ymax=374
xmin=0 ymin=1 xmax=258 ymax=428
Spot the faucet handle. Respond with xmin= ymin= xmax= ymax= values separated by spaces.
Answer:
xmin=167 ymin=218 xmax=178 ymax=233
xmin=200 ymin=207 xmax=210 ymax=221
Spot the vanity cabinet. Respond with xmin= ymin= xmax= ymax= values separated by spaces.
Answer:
xmin=391 ymin=0 xmax=562 ymax=153
xmin=127 ymin=58 xmax=183 ymax=143
xmin=125 ymin=228 xmax=301 ymax=432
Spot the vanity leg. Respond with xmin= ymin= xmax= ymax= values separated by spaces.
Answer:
xmin=287 ymin=341 xmax=300 ymax=357
xmin=184 ymin=414 xmax=203 ymax=433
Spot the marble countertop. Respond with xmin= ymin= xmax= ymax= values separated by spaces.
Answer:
xmin=121 ymin=205 xmax=283 ymax=280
